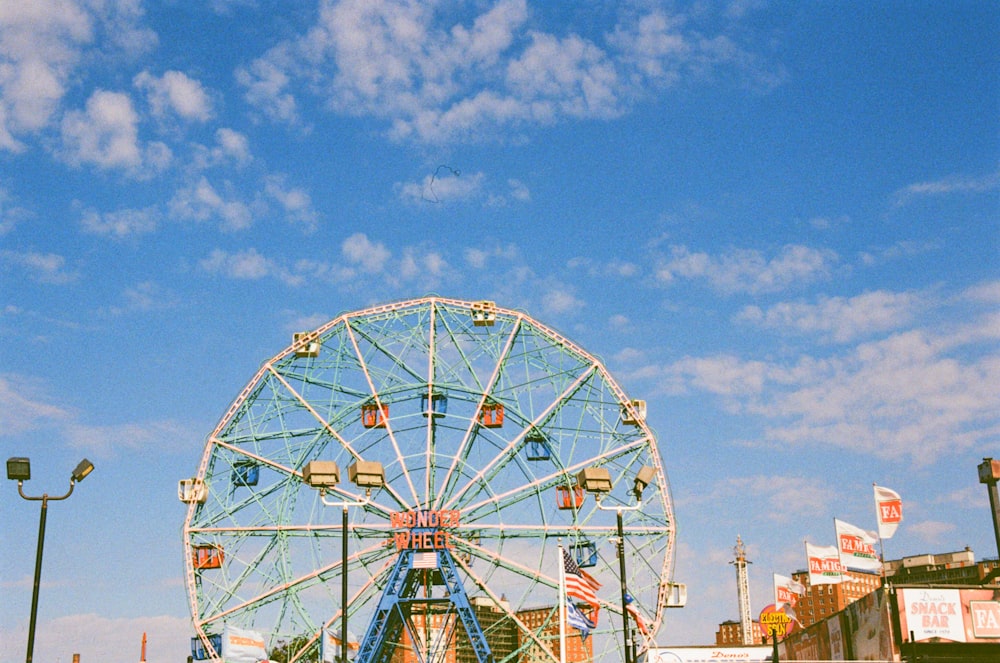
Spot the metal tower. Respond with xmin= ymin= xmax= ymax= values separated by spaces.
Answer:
xmin=731 ymin=535 xmax=753 ymax=645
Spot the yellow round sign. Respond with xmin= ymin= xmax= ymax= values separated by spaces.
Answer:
xmin=758 ymin=603 xmax=792 ymax=636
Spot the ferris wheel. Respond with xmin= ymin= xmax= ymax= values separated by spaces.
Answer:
xmin=180 ymin=297 xmax=677 ymax=663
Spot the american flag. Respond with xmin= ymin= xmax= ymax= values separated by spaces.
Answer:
xmin=412 ymin=551 xmax=438 ymax=569
xmin=562 ymin=548 xmax=600 ymax=608
xmin=624 ymin=592 xmax=649 ymax=636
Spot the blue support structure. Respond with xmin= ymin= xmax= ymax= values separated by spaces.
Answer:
xmin=356 ymin=546 xmax=493 ymax=663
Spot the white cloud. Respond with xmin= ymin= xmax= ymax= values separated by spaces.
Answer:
xmin=0 ymin=373 xmax=72 ymax=436
xmin=540 ymin=287 xmax=583 ymax=315
xmin=134 ymin=69 xmax=213 ymax=121
xmin=737 ymin=290 xmax=923 ymax=343
xmin=80 ymin=206 xmax=159 ymax=238
xmin=893 ymin=169 xmax=1000 ymax=207
xmin=0 ymin=186 xmax=32 ymax=234
xmin=64 ymin=419 xmax=191 ymax=458
xmin=199 ymin=247 xmax=273 ymax=280
xmin=236 ymin=2 xmax=773 ymax=143
xmin=506 ymin=31 xmax=622 ymax=119
xmin=398 ymin=169 xmax=483 ymax=203
xmin=0 ymin=0 xmax=93 ymax=149
xmin=265 ymin=175 xmax=318 ymax=231
xmin=660 ymin=319 xmax=1000 ymax=464
xmin=169 ymin=177 xmax=253 ymax=230
xmin=657 ymin=244 xmax=837 ymax=294
xmin=213 ymin=127 xmax=251 ymax=164
xmin=341 ymin=232 xmax=391 ymax=273
xmin=60 ymin=89 xmax=172 ymax=174
xmin=0 ymin=249 xmax=78 ymax=284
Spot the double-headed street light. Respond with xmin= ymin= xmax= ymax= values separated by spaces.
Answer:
xmin=577 ymin=465 xmax=655 ymax=663
xmin=303 ymin=459 xmax=385 ymax=663
xmin=7 ymin=456 xmax=95 ymax=663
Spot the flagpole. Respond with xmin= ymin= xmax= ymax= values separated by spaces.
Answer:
xmin=873 ymin=483 xmax=887 ymax=587
xmin=558 ymin=542 xmax=567 ymax=663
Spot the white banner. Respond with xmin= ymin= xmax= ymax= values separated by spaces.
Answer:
xmin=322 ymin=628 xmax=359 ymax=663
xmin=773 ymin=573 xmax=802 ymax=608
xmin=874 ymin=485 xmax=902 ymax=539
xmin=806 ymin=542 xmax=843 ymax=585
xmin=835 ymin=519 xmax=881 ymax=573
xmin=222 ymin=625 xmax=268 ymax=663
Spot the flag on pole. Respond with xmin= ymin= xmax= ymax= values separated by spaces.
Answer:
xmin=874 ymin=485 xmax=903 ymax=539
xmin=806 ymin=542 xmax=843 ymax=585
xmin=623 ymin=592 xmax=650 ymax=636
xmin=322 ymin=628 xmax=359 ymax=663
xmin=566 ymin=600 xmax=596 ymax=640
xmin=562 ymin=548 xmax=601 ymax=618
xmin=773 ymin=573 xmax=804 ymax=608
xmin=835 ymin=519 xmax=881 ymax=573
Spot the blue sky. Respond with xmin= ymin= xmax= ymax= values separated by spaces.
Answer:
xmin=1 ymin=1 xmax=998 ymax=661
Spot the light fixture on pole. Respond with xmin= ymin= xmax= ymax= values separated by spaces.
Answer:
xmin=577 ymin=465 xmax=654 ymax=663
xmin=7 ymin=456 xmax=94 ymax=663
xmin=303 ymin=459 xmax=385 ymax=663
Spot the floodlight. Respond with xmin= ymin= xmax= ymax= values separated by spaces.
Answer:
xmin=633 ymin=465 xmax=656 ymax=498
xmin=576 ymin=467 xmax=613 ymax=495
xmin=349 ymin=460 xmax=385 ymax=489
xmin=72 ymin=458 xmax=94 ymax=482
xmin=7 ymin=457 xmax=30 ymax=482
xmin=303 ymin=460 xmax=340 ymax=488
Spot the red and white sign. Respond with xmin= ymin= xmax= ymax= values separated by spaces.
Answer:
xmin=874 ymin=485 xmax=902 ymax=539
xmin=835 ymin=519 xmax=881 ymax=573
xmin=805 ymin=542 xmax=843 ymax=585
xmin=899 ymin=588 xmax=965 ymax=642
xmin=970 ymin=601 xmax=1000 ymax=639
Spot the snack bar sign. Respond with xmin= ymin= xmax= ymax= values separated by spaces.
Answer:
xmin=898 ymin=588 xmax=1000 ymax=643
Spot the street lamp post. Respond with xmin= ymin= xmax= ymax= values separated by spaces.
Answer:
xmin=303 ymin=459 xmax=385 ymax=663
xmin=6 ymin=457 xmax=94 ymax=663
xmin=577 ymin=466 xmax=655 ymax=663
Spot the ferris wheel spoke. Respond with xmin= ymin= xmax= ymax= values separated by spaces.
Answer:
xmin=345 ymin=321 xmax=420 ymax=507
xmin=442 ymin=363 xmax=599 ymax=511
xmin=432 ymin=315 xmax=523 ymax=511
xmin=198 ymin=536 xmax=391 ymax=627
xmin=459 ymin=437 xmax=648 ymax=520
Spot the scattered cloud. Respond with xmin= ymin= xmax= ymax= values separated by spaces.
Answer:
xmin=737 ymin=290 xmax=924 ymax=343
xmin=64 ymin=419 xmax=193 ymax=458
xmin=0 ymin=0 xmax=93 ymax=150
xmin=199 ymin=247 xmax=278 ymax=280
xmin=893 ymin=169 xmax=1000 ymax=207
xmin=656 ymin=244 xmax=838 ymax=294
xmin=0 ymin=373 xmax=72 ymax=436
xmin=341 ymin=232 xmax=391 ymax=273
xmin=236 ymin=2 xmax=778 ymax=143
xmin=60 ymin=89 xmax=172 ymax=175
xmin=134 ymin=69 xmax=214 ymax=122
xmin=659 ymin=317 xmax=1000 ymax=464
xmin=169 ymin=176 xmax=254 ymax=230
xmin=80 ymin=206 xmax=159 ymax=239
xmin=0 ymin=186 xmax=32 ymax=235
xmin=907 ymin=520 xmax=957 ymax=546
xmin=265 ymin=174 xmax=318 ymax=231
xmin=398 ymin=169 xmax=483 ymax=204
xmin=0 ymin=249 xmax=79 ymax=284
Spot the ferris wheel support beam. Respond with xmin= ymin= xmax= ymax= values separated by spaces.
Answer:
xmin=354 ymin=547 xmax=492 ymax=663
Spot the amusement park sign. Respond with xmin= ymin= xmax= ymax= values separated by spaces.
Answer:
xmin=390 ymin=509 xmax=460 ymax=551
